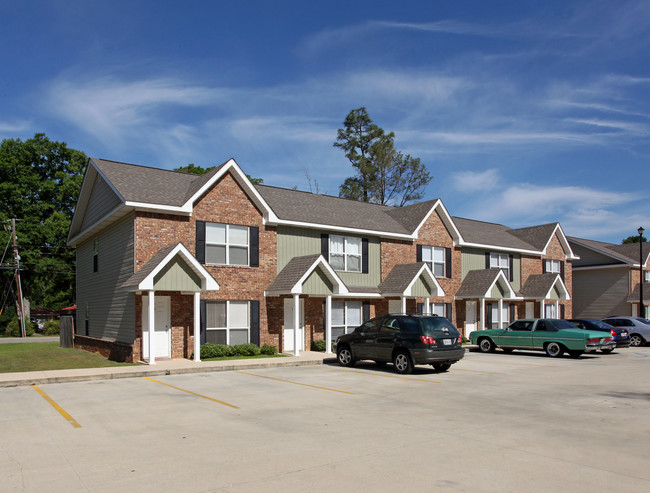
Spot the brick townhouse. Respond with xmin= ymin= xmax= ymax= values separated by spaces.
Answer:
xmin=67 ymin=157 xmax=576 ymax=363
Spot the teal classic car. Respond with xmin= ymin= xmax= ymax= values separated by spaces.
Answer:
xmin=469 ymin=319 xmax=614 ymax=358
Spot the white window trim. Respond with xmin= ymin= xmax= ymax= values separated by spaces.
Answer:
xmin=206 ymin=223 xmax=249 ymax=266
xmin=330 ymin=235 xmax=362 ymax=273
xmin=490 ymin=252 xmax=510 ymax=278
xmin=545 ymin=259 xmax=561 ymax=273
xmin=422 ymin=246 xmax=446 ymax=277
xmin=205 ymin=300 xmax=250 ymax=345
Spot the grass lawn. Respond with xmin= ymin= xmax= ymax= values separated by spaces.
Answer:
xmin=0 ymin=342 xmax=139 ymax=373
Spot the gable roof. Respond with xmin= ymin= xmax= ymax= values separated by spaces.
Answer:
xmin=455 ymin=269 xmax=518 ymax=299
xmin=568 ymin=236 xmax=650 ymax=267
xmin=378 ymin=262 xmax=444 ymax=297
xmin=265 ymin=254 xmax=348 ymax=295
xmin=519 ymin=273 xmax=569 ymax=300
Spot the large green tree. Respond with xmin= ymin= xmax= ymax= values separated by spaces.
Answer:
xmin=334 ymin=107 xmax=432 ymax=206
xmin=0 ymin=134 xmax=87 ymax=311
xmin=622 ymin=235 xmax=646 ymax=244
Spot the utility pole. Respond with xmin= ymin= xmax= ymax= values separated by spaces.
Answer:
xmin=12 ymin=219 xmax=26 ymax=338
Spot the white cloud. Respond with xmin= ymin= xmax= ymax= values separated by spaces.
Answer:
xmin=451 ymin=169 xmax=499 ymax=192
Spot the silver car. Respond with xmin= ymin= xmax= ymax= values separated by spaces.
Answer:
xmin=602 ymin=317 xmax=650 ymax=347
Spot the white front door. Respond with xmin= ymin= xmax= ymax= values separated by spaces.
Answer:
xmin=525 ymin=302 xmax=534 ymax=319
xmin=142 ymin=296 xmax=171 ymax=359
xmin=283 ymin=298 xmax=305 ymax=352
xmin=465 ymin=301 xmax=477 ymax=333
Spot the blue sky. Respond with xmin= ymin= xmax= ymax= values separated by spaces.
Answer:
xmin=1 ymin=0 xmax=649 ymax=244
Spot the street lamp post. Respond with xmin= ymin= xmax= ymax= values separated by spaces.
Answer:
xmin=639 ymin=226 xmax=645 ymax=318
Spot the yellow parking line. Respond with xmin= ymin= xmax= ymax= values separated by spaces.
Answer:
xmin=235 ymin=371 xmax=355 ymax=394
xmin=144 ymin=377 xmax=239 ymax=409
xmin=454 ymin=368 xmax=505 ymax=375
xmin=32 ymin=385 xmax=82 ymax=429
xmin=329 ymin=368 xmax=441 ymax=383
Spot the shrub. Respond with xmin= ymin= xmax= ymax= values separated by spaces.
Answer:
xmin=4 ymin=316 xmax=35 ymax=337
xmin=200 ymin=343 xmax=230 ymax=359
xmin=43 ymin=320 xmax=60 ymax=336
xmin=260 ymin=343 xmax=277 ymax=355
xmin=311 ymin=340 xmax=326 ymax=352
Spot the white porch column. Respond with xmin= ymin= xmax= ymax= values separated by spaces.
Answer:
xmin=424 ymin=297 xmax=430 ymax=314
xmin=540 ymin=300 xmax=545 ymax=318
xmin=401 ymin=296 xmax=407 ymax=314
xmin=480 ymin=299 xmax=485 ymax=330
xmin=555 ymin=300 xmax=560 ymax=319
xmin=193 ymin=292 xmax=201 ymax=362
xmin=498 ymin=299 xmax=503 ymax=328
xmin=325 ymin=295 xmax=332 ymax=354
xmin=148 ymin=290 xmax=156 ymax=365
xmin=293 ymin=294 xmax=300 ymax=356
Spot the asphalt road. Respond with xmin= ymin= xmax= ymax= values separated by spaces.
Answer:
xmin=1 ymin=347 xmax=649 ymax=492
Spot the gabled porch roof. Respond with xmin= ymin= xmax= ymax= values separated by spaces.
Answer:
xmin=265 ymin=254 xmax=349 ymax=296
xmin=378 ymin=262 xmax=444 ymax=298
xmin=519 ymin=273 xmax=569 ymax=301
xmin=455 ymin=269 xmax=519 ymax=300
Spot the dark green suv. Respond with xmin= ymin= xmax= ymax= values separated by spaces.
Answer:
xmin=335 ymin=314 xmax=465 ymax=374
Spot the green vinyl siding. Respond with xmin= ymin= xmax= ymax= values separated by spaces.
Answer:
xmin=277 ymin=226 xmax=381 ymax=287
xmin=302 ymin=268 xmax=334 ymax=295
xmin=490 ymin=282 xmax=505 ymax=299
xmin=80 ymin=174 xmax=122 ymax=231
xmin=461 ymin=247 xmax=521 ymax=292
xmin=410 ymin=277 xmax=433 ymax=297
xmin=76 ymin=212 xmax=135 ymax=343
xmin=154 ymin=255 xmax=202 ymax=291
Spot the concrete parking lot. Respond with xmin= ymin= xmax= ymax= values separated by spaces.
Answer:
xmin=1 ymin=348 xmax=649 ymax=492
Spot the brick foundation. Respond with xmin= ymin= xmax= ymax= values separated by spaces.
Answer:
xmin=74 ymin=335 xmax=135 ymax=363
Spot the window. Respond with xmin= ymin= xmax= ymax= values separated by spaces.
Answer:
xmin=331 ymin=301 xmax=362 ymax=339
xmin=205 ymin=223 xmax=249 ymax=266
xmin=93 ymin=239 xmax=99 ymax=272
xmin=545 ymin=259 xmax=561 ymax=273
xmin=644 ymin=271 xmax=650 ymax=283
xmin=421 ymin=246 xmax=446 ymax=277
xmin=430 ymin=303 xmax=448 ymax=318
xmin=509 ymin=321 xmax=532 ymax=331
xmin=544 ymin=304 xmax=557 ymax=318
xmin=330 ymin=235 xmax=361 ymax=272
xmin=205 ymin=301 xmax=249 ymax=345
xmin=490 ymin=303 xmax=510 ymax=329
xmin=490 ymin=253 xmax=510 ymax=279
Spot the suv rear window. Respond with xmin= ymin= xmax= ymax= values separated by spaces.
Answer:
xmin=419 ymin=317 xmax=459 ymax=335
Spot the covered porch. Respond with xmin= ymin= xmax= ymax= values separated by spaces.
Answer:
xmin=519 ymin=273 xmax=570 ymax=319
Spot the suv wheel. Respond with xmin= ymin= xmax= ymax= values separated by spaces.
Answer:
xmin=337 ymin=345 xmax=355 ymax=367
xmin=393 ymin=351 xmax=413 ymax=374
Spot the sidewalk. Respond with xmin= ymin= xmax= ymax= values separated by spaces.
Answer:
xmin=0 ymin=351 xmax=338 ymax=388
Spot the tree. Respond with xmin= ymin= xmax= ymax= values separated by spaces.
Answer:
xmin=622 ymin=235 xmax=646 ymax=244
xmin=0 ymin=134 xmax=87 ymax=310
xmin=174 ymin=164 xmax=263 ymax=184
xmin=334 ymin=107 xmax=432 ymax=206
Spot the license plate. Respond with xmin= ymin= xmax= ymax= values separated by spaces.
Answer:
xmin=621 ymin=332 xmax=628 ymax=337
xmin=443 ymin=339 xmax=452 ymax=346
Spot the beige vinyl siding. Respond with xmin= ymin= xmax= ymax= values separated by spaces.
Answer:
xmin=461 ymin=248 xmax=521 ymax=292
xmin=277 ymin=226 xmax=381 ymax=287
xmin=410 ymin=277 xmax=433 ymax=297
xmin=490 ymin=283 xmax=505 ymax=299
xmin=154 ymin=255 xmax=202 ymax=291
xmin=571 ymin=243 xmax=623 ymax=267
xmin=302 ymin=269 xmax=334 ymax=295
xmin=76 ymin=213 xmax=135 ymax=342
xmin=80 ymin=175 xmax=122 ymax=231
xmin=572 ymin=267 xmax=629 ymax=318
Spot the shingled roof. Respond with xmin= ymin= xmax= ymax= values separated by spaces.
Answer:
xmin=568 ymin=236 xmax=650 ymax=265
xmin=456 ymin=269 xmax=517 ymax=299
xmin=519 ymin=273 xmax=567 ymax=299
xmin=378 ymin=262 xmax=442 ymax=297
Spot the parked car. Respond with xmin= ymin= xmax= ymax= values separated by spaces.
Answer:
xmin=335 ymin=314 xmax=465 ymax=374
xmin=601 ymin=316 xmax=650 ymax=347
xmin=469 ymin=318 xmax=614 ymax=358
xmin=566 ymin=319 xmax=630 ymax=352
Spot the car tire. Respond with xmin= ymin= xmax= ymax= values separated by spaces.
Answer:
xmin=393 ymin=351 xmax=413 ymax=374
xmin=337 ymin=345 xmax=355 ymax=367
xmin=630 ymin=334 xmax=645 ymax=347
xmin=601 ymin=348 xmax=614 ymax=354
xmin=432 ymin=362 xmax=452 ymax=372
xmin=545 ymin=342 xmax=564 ymax=358
xmin=478 ymin=337 xmax=495 ymax=353
xmin=568 ymin=350 xmax=584 ymax=358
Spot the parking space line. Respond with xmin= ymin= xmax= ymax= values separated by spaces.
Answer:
xmin=144 ymin=377 xmax=240 ymax=408
xmin=454 ymin=368 xmax=505 ymax=375
xmin=329 ymin=368 xmax=441 ymax=383
xmin=235 ymin=371 xmax=355 ymax=394
xmin=32 ymin=385 xmax=82 ymax=429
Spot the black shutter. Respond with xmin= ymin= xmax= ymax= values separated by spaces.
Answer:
xmin=445 ymin=302 xmax=452 ymax=322
xmin=487 ymin=303 xmax=493 ymax=329
xmin=560 ymin=303 xmax=565 ymax=319
xmin=417 ymin=245 xmax=423 ymax=262
xmin=196 ymin=221 xmax=206 ymax=264
xmin=362 ymin=238 xmax=369 ymax=274
xmin=417 ymin=302 xmax=424 ymax=314
xmin=200 ymin=299 xmax=207 ymax=345
xmin=445 ymin=247 xmax=452 ymax=278
xmin=250 ymin=300 xmax=260 ymax=345
xmin=509 ymin=255 xmax=514 ymax=282
xmin=249 ymin=226 xmax=259 ymax=267
xmin=509 ymin=303 xmax=516 ymax=324
xmin=560 ymin=261 xmax=565 ymax=281
xmin=321 ymin=234 xmax=329 ymax=259
xmin=485 ymin=252 xmax=491 ymax=269
xmin=362 ymin=301 xmax=370 ymax=322
xmin=542 ymin=260 xmax=547 ymax=274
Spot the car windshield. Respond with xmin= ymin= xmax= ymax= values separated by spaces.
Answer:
xmin=419 ymin=317 xmax=459 ymax=335
xmin=634 ymin=318 xmax=650 ymax=325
